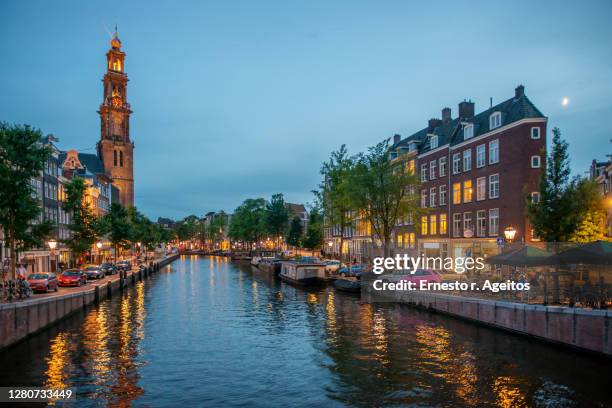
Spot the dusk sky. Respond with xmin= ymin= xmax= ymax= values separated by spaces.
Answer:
xmin=1 ymin=0 xmax=611 ymax=220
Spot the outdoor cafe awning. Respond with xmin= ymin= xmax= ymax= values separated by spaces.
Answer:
xmin=554 ymin=240 xmax=612 ymax=266
xmin=487 ymin=245 xmax=554 ymax=267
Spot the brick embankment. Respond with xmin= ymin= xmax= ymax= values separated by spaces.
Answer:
xmin=366 ymin=288 xmax=612 ymax=356
xmin=0 ymin=254 xmax=179 ymax=351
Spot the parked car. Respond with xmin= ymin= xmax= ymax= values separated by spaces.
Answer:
xmin=381 ymin=269 xmax=442 ymax=286
xmin=100 ymin=262 xmax=117 ymax=275
xmin=58 ymin=270 xmax=88 ymax=287
xmin=338 ymin=264 xmax=366 ymax=278
xmin=323 ymin=260 xmax=344 ymax=274
xmin=84 ymin=265 xmax=105 ymax=280
xmin=115 ymin=260 xmax=131 ymax=272
xmin=27 ymin=272 xmax=58 ymax=293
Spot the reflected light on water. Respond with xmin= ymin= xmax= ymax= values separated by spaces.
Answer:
xmin=44 ymin=332 xmax=71 ymax=390
xmin=493 ymin=376 xmax=529 ymax=408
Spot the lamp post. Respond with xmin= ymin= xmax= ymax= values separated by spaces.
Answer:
xmin=96 ymin=241 xmax=102 ymax=263
xmin=47 ymin=239 xmax=57 ymax=272
xmin=504 ymin=226 xmax=517 ymax=244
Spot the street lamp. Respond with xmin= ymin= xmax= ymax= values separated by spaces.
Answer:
xmin=47 ymin=239 xmax=57 ymax=250
xmin=96 ymin=241 xmax=103 ymax=263
xmin=504 ymin=226 xmax=517 ymax=243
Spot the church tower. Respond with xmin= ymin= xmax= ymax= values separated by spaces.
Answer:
xmin=97 ymin=28 xmax=134 ymax=207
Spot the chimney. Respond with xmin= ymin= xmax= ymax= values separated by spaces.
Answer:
xmin=441 ymin=107 xmax=451 ymax=124
xmin=458 ymin=100 xmax=475 ymax=120
xmin=428 ymin=118 xmax=442 ymax=133
xmin=393 ymin=134 xmax=401 ymax=144
xmin=515 ymin=84 xmax=525 ymax=99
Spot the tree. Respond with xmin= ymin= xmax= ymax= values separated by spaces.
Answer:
xmin=286 ymin=216 xmax=303 ymax=248
xmin=63 ymin=177 xmax=101 ymax=266
xmin=349 ymin=139 xmax=422 ymax=257
xmin=569 ymin=178 xmax=607 ymax=243
xmin=527 ymin=127 xmax=576 ymax=303
xmin=207 ymin=211 xmax=228 ymax=248
xmin=303 ymin=208 xmax=324 ymax=251
xmin=265 ymin=193 xmax=289 ymax=249
xmin=103 ymin=203 xmax=132 ymax=260
xmin=0 ymin=123 xmax=54 ymax=278
xmin=318 ymin=145 xmax=355 ymax=260
xmin=174 ymin=215 xmax=200 ymax=243
xmin=228 ymin=198 xmax=267 ymax=248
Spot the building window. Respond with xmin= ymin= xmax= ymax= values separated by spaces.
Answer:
xmin=409 ymin=142 xmax=417 ymax=152
xmin=476 ymin=210 xmax=486 ymax=237
xmin=421 ymin=163 xmax=428 ymax=182
xmin=439 ymin=185 xmax=447 ymax=206
xmin=430 ymin=215 xmax=437 ymax=235
xmin=440 ymin=214 xmax=447 ymax=235
xmin=396 ymin=233 xmax=403 ymax=248
xmin=430 ymin=135 xmax=438 ymax=149
xmin=406 ymin=160 xmax=415 ymax=175
xmin=464 ymin=124 xmax=474 ymax=139
xmin=489 ymin=208 xmax=499 ymax=236
xmin=421 ymin=216 xmax=428 ymax=235
xmin=489 ymin=174 xmax=500 ymax=198
xmin=489 ymin=139 xmax=499 ymax=164
xmin=439 ymin=156 xmax=447 ymax=176
xmin=119 ymin=150 xmax=124 ymax=167
xmin=453 ymin=153 xmax=461 ymax=174
xmin=463 ymin=149 xmax=472 ymax=171
xmin=476 ymin=177 xmax=486 ymax=201
xmin=531 ymin=155 xmax=541 ymax=168
xmin=531 ymin=127 xmax=541 ymax=139
xmin=531 ymin=192 xmax=540 ymax=203
xmin=409 ymin=233 xmax=416 ymax=248
xmin=463 ymin=180 xmax=473 ymax=203
xmin=476 ymin=144 xmax=485 ymax=168
xmin=453 ymin=182 xmax=461 ymax=204
xmin=114 ymin=150 xmax=117 ymax=166
xmin=421 ymin=190 xmax=428 ymax=208
xmin=463 ymin=212 xmax=473 ymax=235
xmin=489 ymin=112 xmax=502 ymax=129
xmin=453 ymin=213 xmax=462 ymax=237
xmin=430 ymin=187 xmax=437 ymax=207
xmin=430 ymin=160 xmax=437 ymax=180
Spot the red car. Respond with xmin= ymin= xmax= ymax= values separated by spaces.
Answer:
xmin=27 ymin=272 xmax=59 ymax=293
xmin=58 ymin=269 xmax=88 ymax=287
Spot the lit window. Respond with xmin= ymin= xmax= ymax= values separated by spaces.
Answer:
xmin=453 ymin=182 xmax=461 ymax=204
xmin=463 ymin=180 xmax=473 ymax=203
xmin=430 ymin=187 xmax=437 ymax=207
xmin=489 ymin=208 xmax=499 ymax=236
xmin=440 ymin=214 xmax=447 ymax=235
xmin=439 ymin=185 xmax=447 ymax=206
xmin=421 ymin=163 xmax=428 ymax=182
xmin=430 ymin=215 xmax=437 ymax=235
xmin=476 ymin=144 xmax=485 ymax=168
xmin=430 ymin=160 xmax=437 ymax=180
xmin=476 ymin=210 xmax=486 ymax=237
xmin=531 ymin=127 xmax=540 ymax=139
xmin=476 ymin=177 xmax=486 ymax=201
xmin=421 ymin=216 xmax=428 ymax=235
xmin=439 ymin=157 xmax=447 ymax=176
xmin=430 ymin=135 xmax=438 ymax=149
xmin=464 ymin=124 xmax=474 ymax=139
xmin=531 ymin=155 xmax=541 ymax=168
xmin=489 ymin=112 xmax=502 ymax=129
xmin=463 ymin=149 xmax=472 ymax=171
xmin=489 ymin=139 xmax=499 ymax=164
xmin=489 ymin=174 xmax=500 ymax=198
xmin=453 ymin=153 xmax=461 ymax=174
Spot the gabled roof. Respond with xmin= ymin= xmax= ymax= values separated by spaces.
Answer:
xmin=287 ymin=203 xmax=307 ymax=215
xmin=391 ymin=89 xmax=546 ymax=155
xmin=59 ymin=151 xmax=106 ymax=175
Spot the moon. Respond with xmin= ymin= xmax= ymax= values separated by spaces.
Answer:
xmin=561 ymin=97 xmax=570 ymax=107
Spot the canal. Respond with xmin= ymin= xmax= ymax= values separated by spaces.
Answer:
xmin=0 ymin=256 xmax=610 ymax=407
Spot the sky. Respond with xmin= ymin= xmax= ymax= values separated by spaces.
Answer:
xmin=1 ymin=0 xmax=611 ymax=220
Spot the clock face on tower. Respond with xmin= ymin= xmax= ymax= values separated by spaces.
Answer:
xmin=112 ymin=96 xmax=122 ymax=108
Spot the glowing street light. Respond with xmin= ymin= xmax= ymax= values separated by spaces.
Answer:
xmin=96 ymin=241 xmax=103 ymax=250
xmin=504 ymin=226 xmax=517 ymax=243
xmin=47 ymin=239 xmax=57 ymax=250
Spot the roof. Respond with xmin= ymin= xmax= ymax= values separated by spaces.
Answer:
xmin=391 ymin=88 xmax=546 ymax=155
xmin=287 ymin=203 xmax=307 ymax=214
xmin=59 ymin=152 xmax=106 ymax=175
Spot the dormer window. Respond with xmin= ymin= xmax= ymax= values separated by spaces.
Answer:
xmin=489 ymin=112 xmax=502 ymax=130
xmin=408 ymin=142 xmax=417 ymax=152
xmin=464 ymin=124 xmax=474 ymax=139
xmin=429 ymin=135 xmax=438 ymax=149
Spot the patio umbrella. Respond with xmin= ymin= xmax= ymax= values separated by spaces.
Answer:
xmin=487 ymin=245 xmax=555 ymax=267
xmin=554 ymin=240 xmax=612 ymax=265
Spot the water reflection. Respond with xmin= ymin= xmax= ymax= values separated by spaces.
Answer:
xmin=1 ymin=257 xmax=610 ymax=407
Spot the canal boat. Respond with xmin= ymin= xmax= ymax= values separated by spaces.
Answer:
xmin=230 ymin=251 xmax=252 ymax=263
xmin=279 ymin=259 xmax=326 ymax=286
xmin=258 ymin=258 xmax=282 ymax=275
xmin=333 ymin=278 xmax=362 ymax=293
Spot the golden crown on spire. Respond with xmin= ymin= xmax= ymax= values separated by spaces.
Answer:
xmin=111 ymin=25 xmax=121 ymax=50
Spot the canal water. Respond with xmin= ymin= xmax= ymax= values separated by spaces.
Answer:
xmin=1 ymin=256 xmax=610 ymax=407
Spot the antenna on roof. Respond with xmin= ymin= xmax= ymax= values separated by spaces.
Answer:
xmin=489 ymin=97 xmax=493 ymax=108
